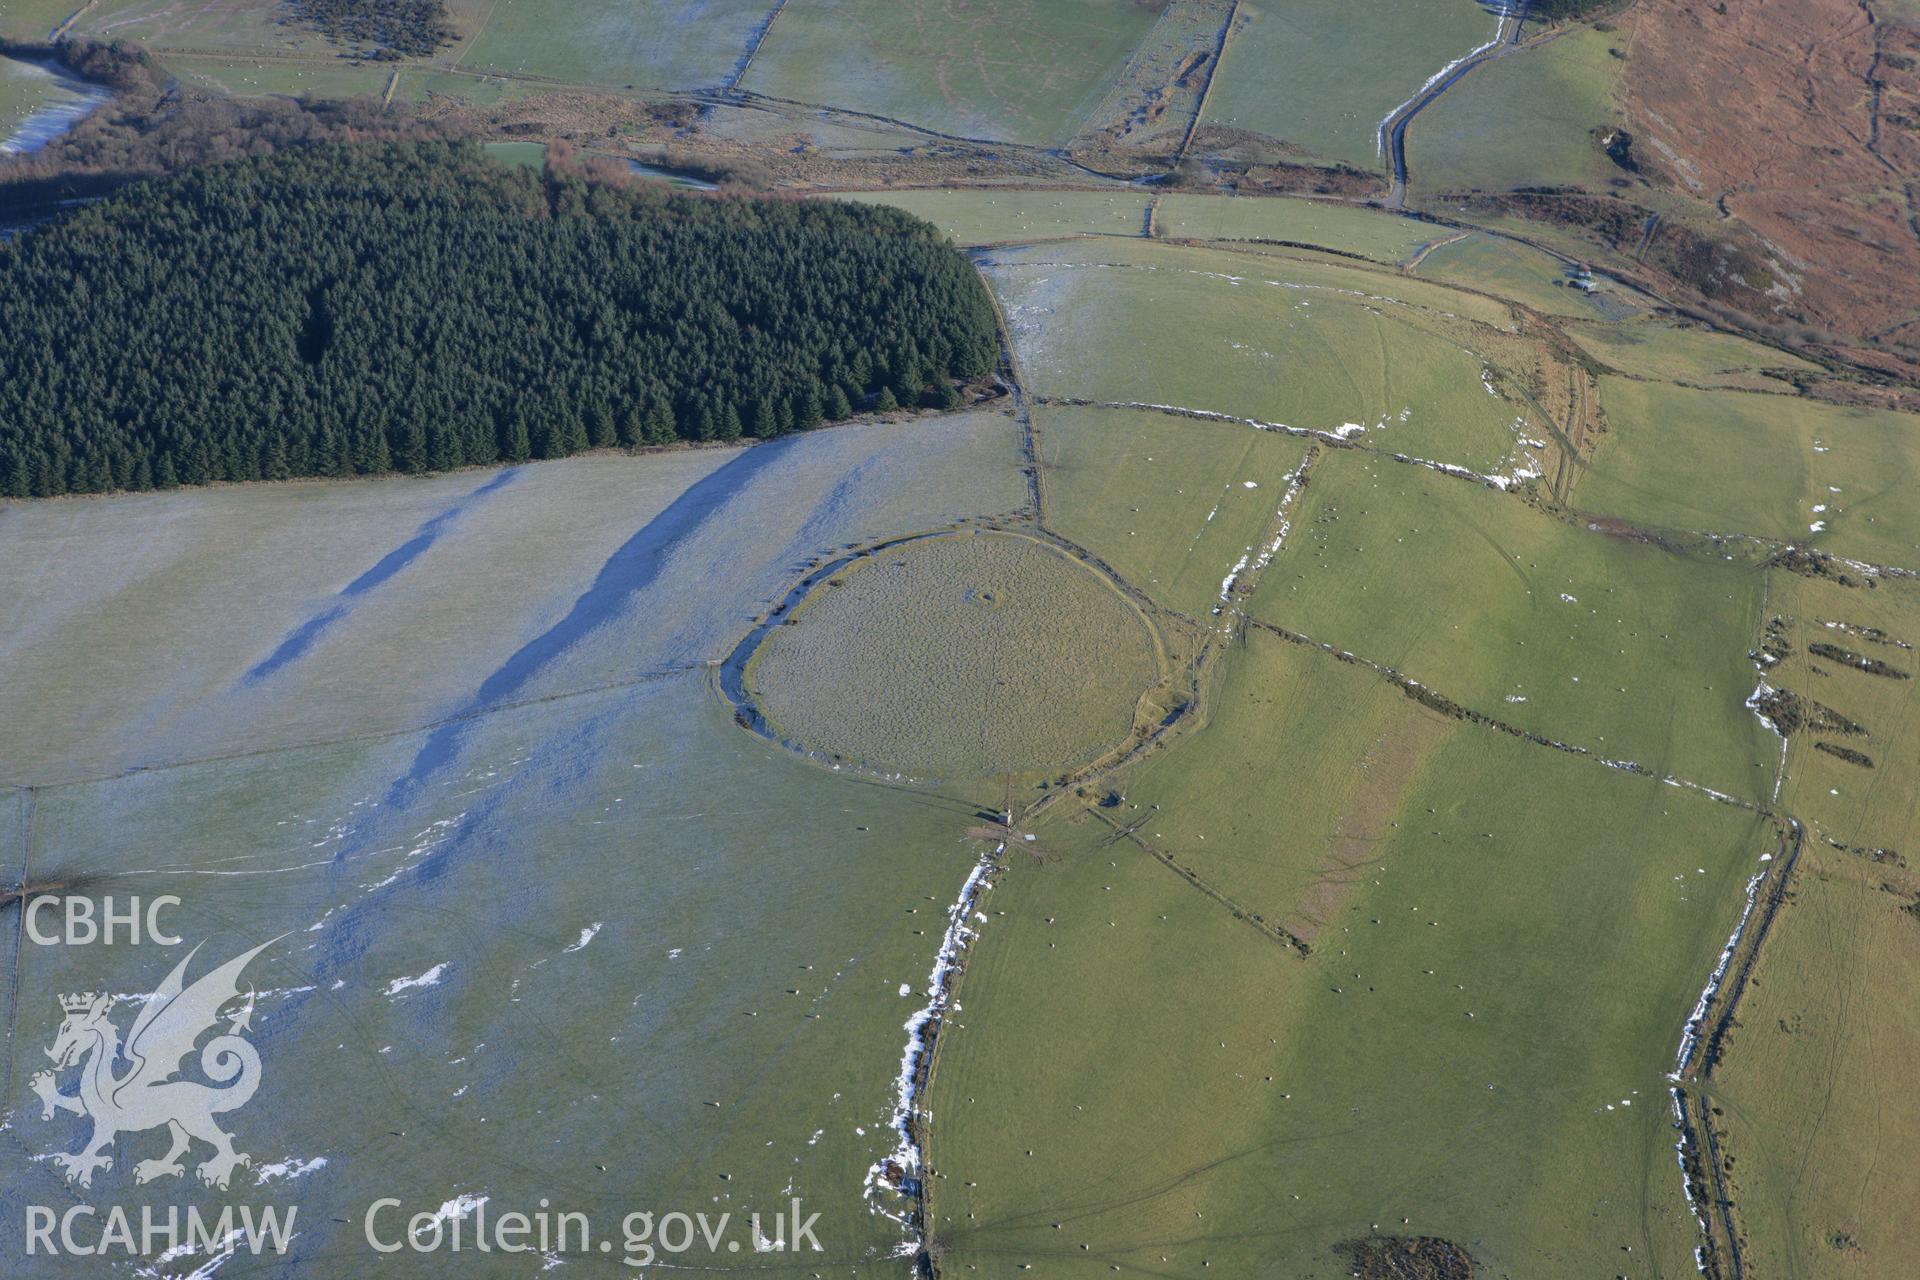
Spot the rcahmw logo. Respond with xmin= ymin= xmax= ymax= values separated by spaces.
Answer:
xmin=26 ymin=936 xmax=298 ymax=1262
xmin=27 ymin=1203 xmax=296 ymax=1262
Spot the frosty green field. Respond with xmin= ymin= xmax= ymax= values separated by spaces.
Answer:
xmin=0 ymin=415 xmax=1024 ymax=785
xmin=1565 ymin=317 xmax=1819 ymax=391
xmin=1250 ymin=449 xmax=1776 ymax=794
xmin=1035 ymin=403 xmax=1312 ymax=618
xmin=835 ymin=188 xmax=1153 ymax=247
xmin=0 ymin=410 xmax=1030 ymax=1273
xmin=989 ymin=238 xmax=1541 ymax=472
xmin=454 ymin=0 xmax=770 ymax=90
xmin=744 ymin=0 xmax=1160 ymax=146
xmin=0 ymin=55 xmax=55 ymax=135
xmin=924 ymin=626 xmax=1772 ymax=1276
xmin=1574 ymin=378 xmax=1920 ymax=565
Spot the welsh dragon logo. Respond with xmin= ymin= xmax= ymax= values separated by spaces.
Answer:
xmin=31 ymin=938 xmax=278 ymax=1189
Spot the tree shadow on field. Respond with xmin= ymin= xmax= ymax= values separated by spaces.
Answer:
xmin=241 ymin=466 xmax=523 ymax=685
xmin=383 ymin=436 xmax=808 ymax=809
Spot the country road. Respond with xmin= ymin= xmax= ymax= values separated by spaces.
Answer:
xmin=1379 ymin=2 xmax=1531 ymax=209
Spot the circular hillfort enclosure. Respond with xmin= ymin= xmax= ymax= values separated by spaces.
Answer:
xmin=740 ymin=529 xmax=1165 ymax=779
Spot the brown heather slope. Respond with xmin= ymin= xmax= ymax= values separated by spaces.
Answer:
xmin=1622 ymin=0 xmax=1920 ymax=356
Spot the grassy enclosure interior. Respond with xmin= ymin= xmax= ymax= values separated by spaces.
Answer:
xmin=746 ymin=529 xmax=1165 ymax=779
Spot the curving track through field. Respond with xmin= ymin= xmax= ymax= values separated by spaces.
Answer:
xmin=1379 ymin=2 xmax=1531 ymax=208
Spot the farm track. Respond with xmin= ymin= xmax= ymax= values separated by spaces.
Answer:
xmin=1380 ymin=3 xmax=1533 ymax=209
xmin=1549 ymin=369 xmax=1592 ymax=503
xmin=446 ymin=0 xmax=503 ymax=72
xmin=1502 ymin=353 xmax=1593 ymax=505
xmin=1632 ymin=212 xmax=1662 ymax=263
xmin=1401 ymin=229 xmax=1471 ymax=271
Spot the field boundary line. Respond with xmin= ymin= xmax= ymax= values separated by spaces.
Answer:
xmin=909 ymin=844 xmax=1008 ymax=1277
xmin=726 ymin=0 xmax=793 ymax=94
xmin=1090 ymin=807 xmax=1312 ymax=954
xmin=1034 ymin=395 xmax=1531 ymax=494
xmin=1044 ymin=397 xmax=1920 ymax=577
xmin=1702 ymin=821 xmax=1802 ymax=1074
xmin=709 ymin=87 xmax=1039 ymax=150
xmin=1172 ymin=0 xmax=1240 ymax=169
xmin=971 ymin=257 xmax=1045 ymax=521
xmin=1672 ymin=816 xmax=1803 ymax=1278
xmin=1243 ymin=617 xmax=1767 ymax=813
xmin=3 ymin=788 xmax=34 ymax=1112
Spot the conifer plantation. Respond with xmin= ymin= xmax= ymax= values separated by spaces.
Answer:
xmin=289 ymin=0 xmax=454 ymax=57
xmin=0 ymin=142 xmax=1000 ymax=497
